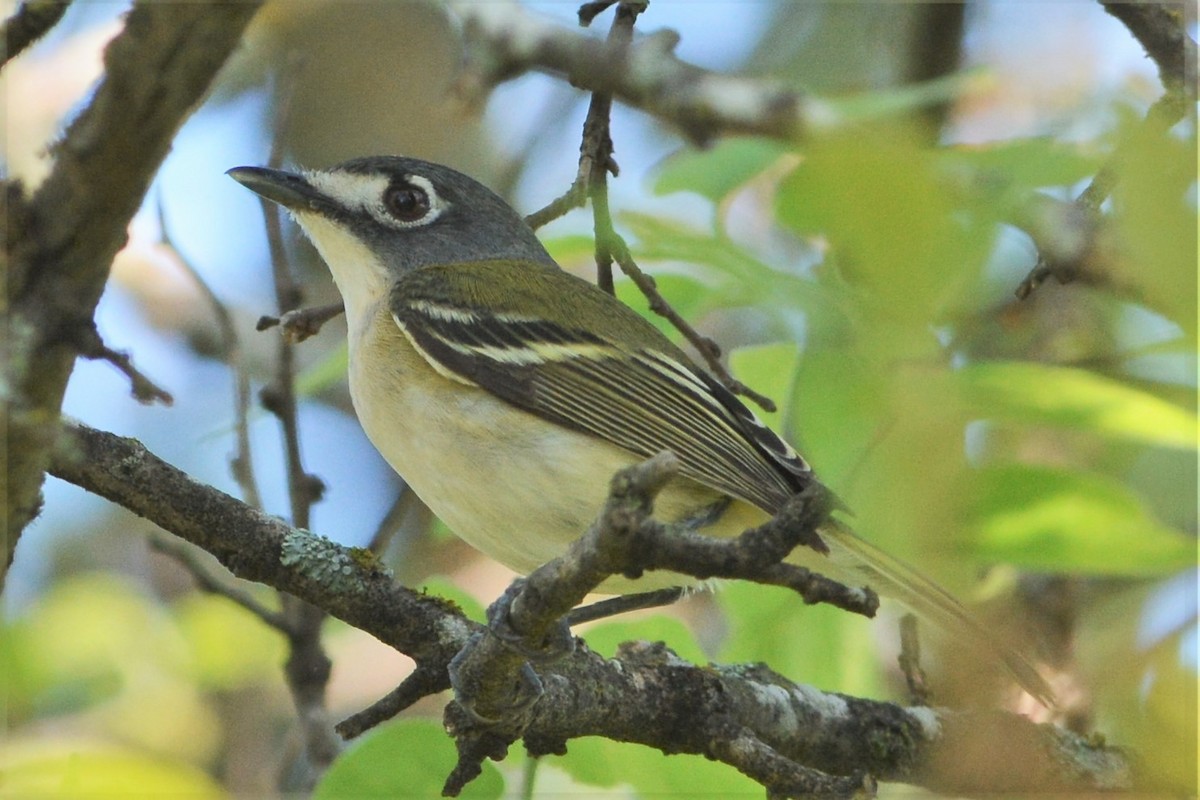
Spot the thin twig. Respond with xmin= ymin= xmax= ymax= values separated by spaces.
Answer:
xmin=366 ymin=488 xmax=416 ymax=556
xmin=2 ymin=0 xmax=72 ymax=67
xmin=898 ymin=613 xmax=930 ymax=707
xmin=255 ymin=58 xmax=340 ymax=791
xmin=610 ymin=239 xmax=778 ymax=412
xmin=74 ymin=325 xmax=173 ymax=406
xmin=335 ymin=665 xmax=450 ymax=740
xmin=1016 ymin=7 xmax=1195 ymax=299
xmin=256 ymin=302 xmax=346 ymax=343
xmin=159 ymin=195 xmax=262 ymax=509
xmin=150 ymin=534 xmax=289 ymax=631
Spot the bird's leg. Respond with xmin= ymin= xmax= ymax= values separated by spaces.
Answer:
xmin=566 ymin=586 xmax=687 ymax=626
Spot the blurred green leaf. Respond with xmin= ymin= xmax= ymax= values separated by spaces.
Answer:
xmin=717 ymin=583 xmax=882 ymax=698
xmin=539 ymin=233 xmax=596 ymax=266
xmin=776 ymin=131 xmax=993 ymax=331
xmin=614 ymin=272 xmax=716 ymax=341
xmin=417 ymin=577 xmax=486 ymax=623
xmin=654 ymin=138 xmax=790 ymax=202
xmin=959 ymin=361 xmax=1199 ymax=450
xmin=620 ymin=211 xmax=853 ymax=333
xmin=580 ymin=615 xmax=707 ymax=664
xmin=555 ymin=737 xmax=760 ymax=796
xmin=970 ymin=465 xmax=1195 ymax=574
xmin=1113 ymin=119 xmax=1197 ymax=339
xmin=825 ymin=70 xmax=982 ymax=123
xmin=0 ymin=741 xmax=225 ymax=799
xmin=943 ymin=138 xmax=1105 ymax=191
xmin=728 ymin=342 xmax=802 ymax=432
xmin=314 ymin=719 xmax=502 ymax=799
xmin=175 ymin=593 xmax=286 ymax=690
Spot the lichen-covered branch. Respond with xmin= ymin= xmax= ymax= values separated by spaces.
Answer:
xmin=48 ymin=421 xmax=1133 ymax=797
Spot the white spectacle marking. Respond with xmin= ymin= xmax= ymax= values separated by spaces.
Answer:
xmin=306 ymin=170 xmax=388 ymax=212
xmin=305 ymin=170 xmax=447 ymax=230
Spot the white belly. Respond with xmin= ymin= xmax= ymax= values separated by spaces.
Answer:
xmin=347 ymin=306 xmax=644 ymax=574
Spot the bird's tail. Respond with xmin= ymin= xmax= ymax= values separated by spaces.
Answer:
xmin=817 ymin=518 xmax=1056 ymax=707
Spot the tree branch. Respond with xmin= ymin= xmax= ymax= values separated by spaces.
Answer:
xmin=449 ymin=0 xmax=838 ymax=146
xmin=1100 ymin=0 xmax=1196 ymax=97
xmin=47 ymin=421 xmax=1133 ymax=797
xmin=1 ymin=0 xmax=71 ymax=67
xmin=3 ymin=0 xmax=263 ymax=589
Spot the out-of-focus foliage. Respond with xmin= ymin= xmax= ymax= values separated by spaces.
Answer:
xmin=629 ymin=111 xmax=1197 ymax=792
xmin=312 ymin=719 xmax=503 ymax=799
xmin=4 ymin=2 xmax=1195 ymax=797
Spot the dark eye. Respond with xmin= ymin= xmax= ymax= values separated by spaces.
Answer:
xmin=383 ymin=183 xmax=431 ymax=222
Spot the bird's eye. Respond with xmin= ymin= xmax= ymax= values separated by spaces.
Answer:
xmin=383 ymin=183 xmax=431 ymax=222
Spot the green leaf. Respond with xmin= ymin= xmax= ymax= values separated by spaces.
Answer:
xmin=580 ymin=615 xmax=707 ymax=664
xmin=654 ymin=138 xmax=791 ymax=202
xmin=728 ymin=341 xmax=802 ymax=432
xmin=613 ymin=272 xmax=715 ymax=341
xmin=175 ymin=592 xmax=286 ymax=690
xmin=970 ymin=465 xmax=1196 ymax=575
xmin=717 ymin=583 xmax=882 ymax=697
xmin=314 ymin=719 xmax=503 ymax=799
xmin=0 ymin=743 xmax=225 ymax=799
xmin=959 ymin=361 xmax=1199 ymax=450
xmin=417 ymin=577 xmax=486 ymax=623
xmin=942 ymin=137 xmax=1105 ymax=191
xmin=775 ymin=131 xmax=994 ymax=330
xmin=539 ymin=233 xmax=596 ymax=266
xmin=825 ymin=70 xmax=982 ymax=123
xmin=619 ymin=211 xmax=853 ymax=330
xmin=555 ymin=737 xmax=760 ymax=796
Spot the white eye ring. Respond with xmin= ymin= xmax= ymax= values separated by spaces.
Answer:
xmin=374 ymin=174 xmax=446 ymax=229
xmin=304 ymin=171 xmax=447 ymax=229
xmin=383 ymin=182 xmax=431 ymax=222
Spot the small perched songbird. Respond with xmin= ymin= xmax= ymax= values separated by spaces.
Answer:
xmin=228 ymin=156 xmax=1051 ymax=704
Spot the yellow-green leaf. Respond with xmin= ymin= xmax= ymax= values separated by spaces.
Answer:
xmin=959 ymin=361 xmax=1198 ymax=450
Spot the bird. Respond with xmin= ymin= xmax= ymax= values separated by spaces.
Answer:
xmin=228 ymin=155 xmax=1053 ymax=705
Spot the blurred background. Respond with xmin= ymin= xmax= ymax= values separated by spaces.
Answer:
xmin=2 ymin=1 xmax=1196 ymax=797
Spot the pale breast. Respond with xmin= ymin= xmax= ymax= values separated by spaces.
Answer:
xmin=345 ymin=303 xmax=790 ymax=591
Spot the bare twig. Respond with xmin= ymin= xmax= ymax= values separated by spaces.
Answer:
xmin=254 ymin=59 xmax=340 ymax=792
xmin=150 ymin=534 xmax=289 ymax=631
xmin=336 ymin=665 xmax=450 ymax=740
xmin=256 ymin=302 xmax=346 ymax=343
xmin=2 ymin=0 xmax=72 ymax=67
xmin=1100 ymin=1 xmax=1195 ymax=96
xmin=159 ymin=196 xmax=262 ymax=509
xmin=74 ymin=325 xmax=173 ymax=406
xmin=1017 ymin=4 xmax=1195 ymax=299
xmin=898 ymin=613 xmax=930 ymax=707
